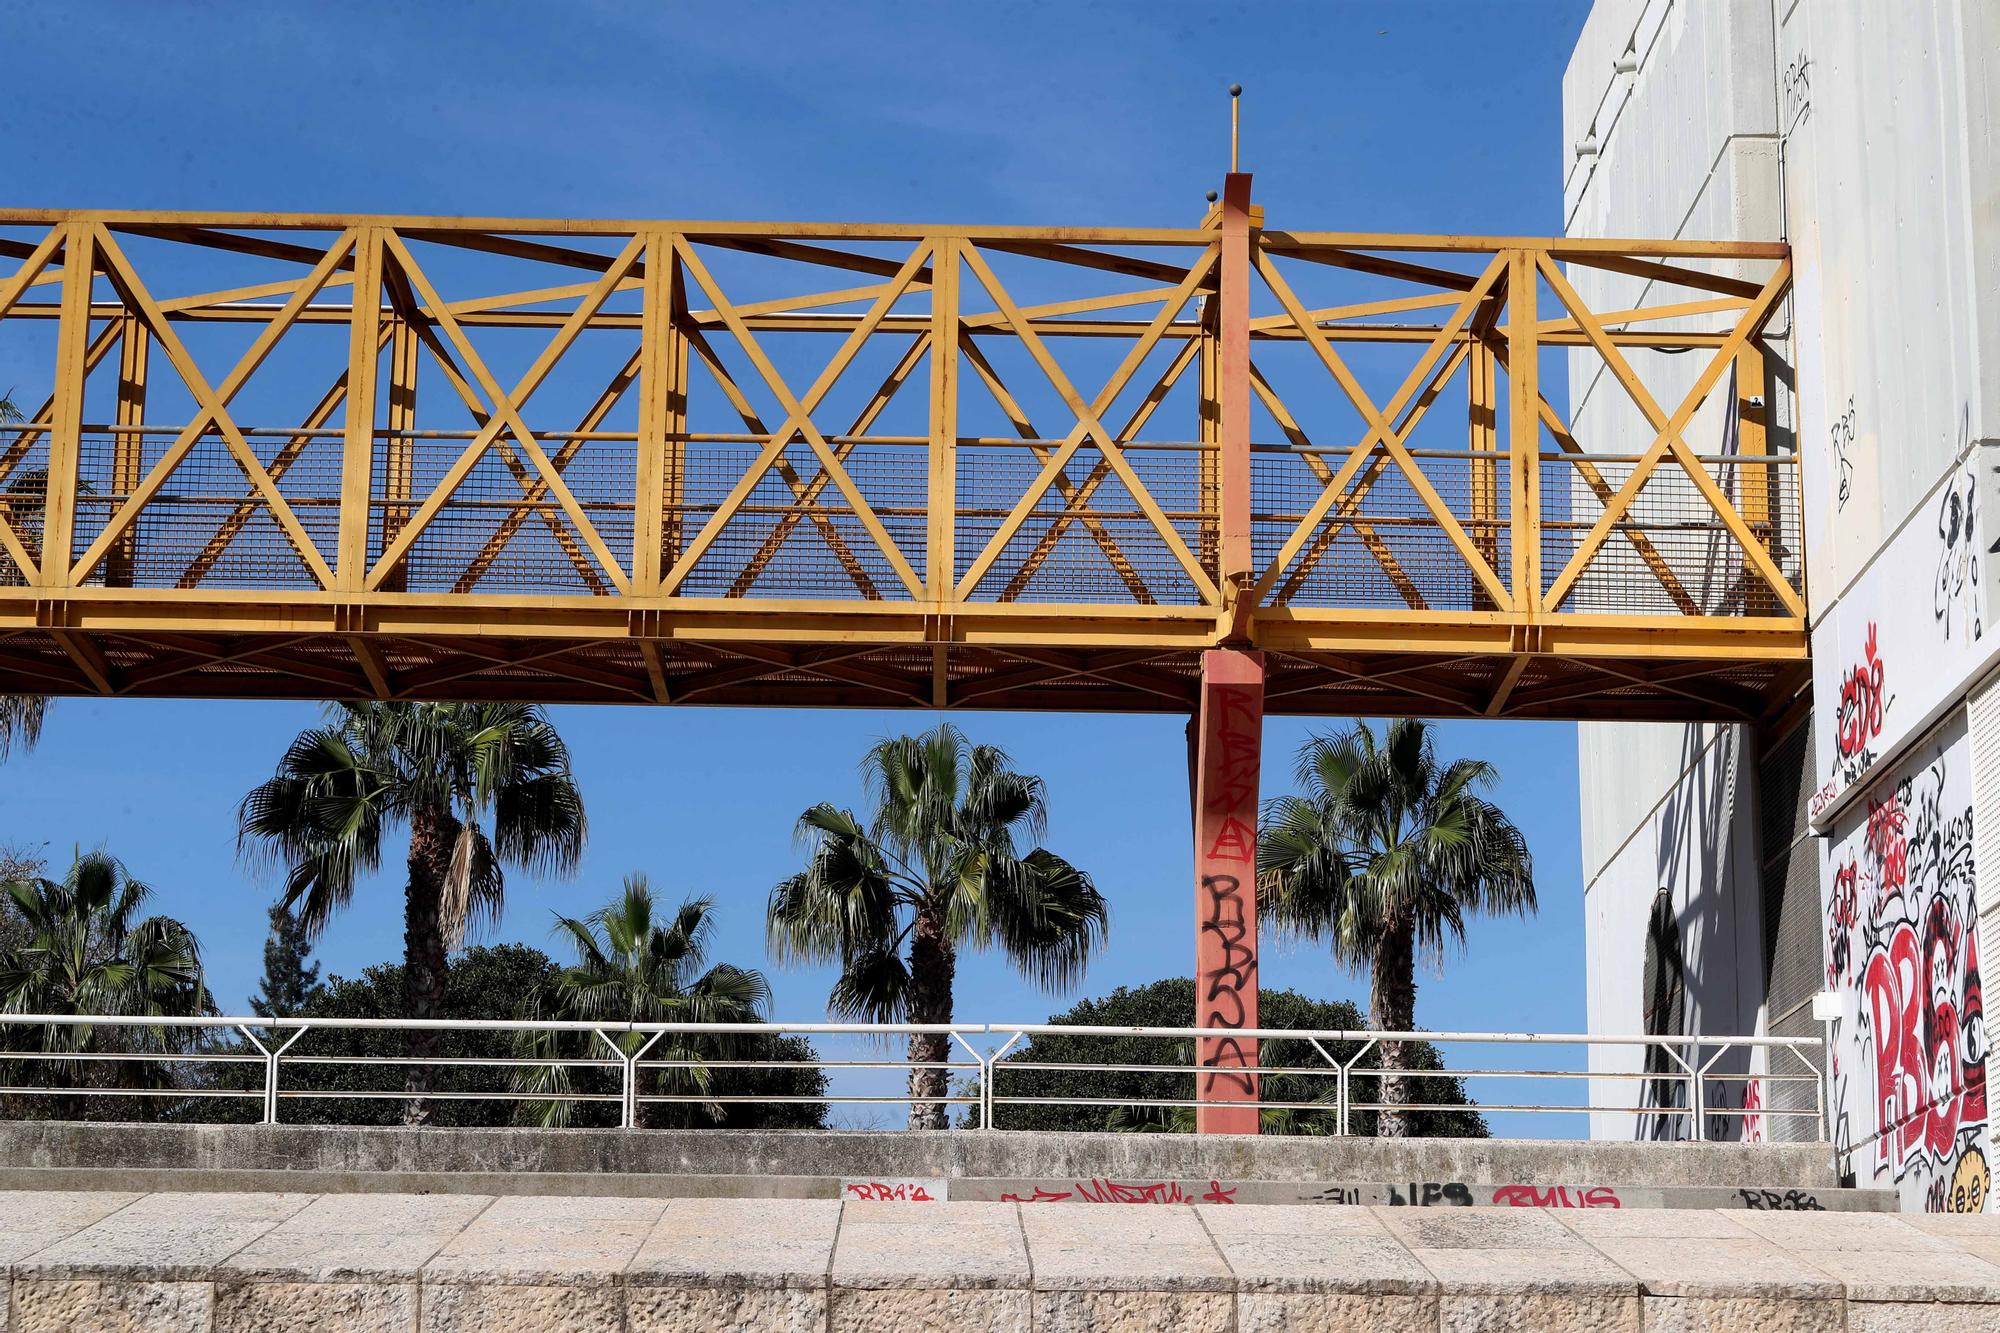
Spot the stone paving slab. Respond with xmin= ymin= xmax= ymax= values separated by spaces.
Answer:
xmin=628 ymin=1196 xmax=838 ymax=1290
xmin=1022 ymin=1203 xmax=1233 ymax=1291
xmin=218 ymin=1191 xmax=492 ymax=1282
xmin=1734 ymin=1207 xmax=2000 ymax=1303
xmin=13 ymin=1192 xmax=314 ymax=1281
xmin=0 ymin=1188 xmax=1997 ymax=1329
xmin=0 ymin=1191 xmax=141 ymax=1266
xmin=422 ymin=1194 xmax=667 ymax=1286
xmin=833 ymin=1200 xmax=1028 ymax=1290
xmin=1552 ymin=1205 xmax=1843 ymax=1299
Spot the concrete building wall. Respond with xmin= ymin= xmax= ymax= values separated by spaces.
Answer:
xmin=1566 ymin=0 xmax=2000 ymax=1212
xmin=1565 ymin=0 xmax=1785 ymax=1145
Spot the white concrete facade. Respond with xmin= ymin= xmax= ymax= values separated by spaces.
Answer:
xmin=1566 ymin=0 xmax=2000 ymax=1213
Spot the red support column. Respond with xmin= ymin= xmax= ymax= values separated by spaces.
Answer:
xmin=1190 ymin=171 xmax=1262 ymax=1134
xmin=1193 ymin=647 xmax=1263 ymax=1133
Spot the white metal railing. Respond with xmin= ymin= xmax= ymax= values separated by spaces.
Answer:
xmin=0 ymin=1015 xmax=1828 ymax=1140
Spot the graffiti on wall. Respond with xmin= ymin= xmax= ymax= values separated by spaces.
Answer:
xmin=1813 ymin=439 xmax=1988 ymax=818
xmin=1823 ymin=724 xmax=1988 ymax=1211
xmin=1934 ymin=458 xmax=1981 ymax=642
xmin=1829 ymin=395 xmax=1856 ymax=512
xmin=1830 ymin=623 xmax=1892 ymax=792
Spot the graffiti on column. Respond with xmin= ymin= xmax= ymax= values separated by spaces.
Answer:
xmin=1196 ymin=671 xmax=1261 ymax=1112
xmin=1201 ymin=687 xmax=1260 ymax=863
xmin=1200 ymin=873 xmax=1256 ymax=1097
xmin=1822 ymin=727 xmax=1988 ymax=1211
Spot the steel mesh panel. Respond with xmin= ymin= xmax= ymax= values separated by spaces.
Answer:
xmin=71 ymin=430 xmax=340 ymax=588
xmin=1545 ymin=455 xmax=1802 ymax=616
xmin=1252 ymin=445 xmax=1510 ymax=610
xmin=0 ymin=424 xmax=52 ymax=586
xmin=954 ymin=441 xmax=1213 ymax=604
xmin=673 ymin=440 xmax=926 ymax=599
xmin=1762 ymin=832 xmax=1826 ymax=1028
xmin=371 ymin=432 xmax=635 ymax=595
xmin=1758 ymin=719 xmax=1815 ymax=859
xmin=1762 ymin=1001 xmax=1825 ymax=1144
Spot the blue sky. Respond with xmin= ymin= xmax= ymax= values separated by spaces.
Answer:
xmin=4 ymin=1 xmax=1596 ymax=1097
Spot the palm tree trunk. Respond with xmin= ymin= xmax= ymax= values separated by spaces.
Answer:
xmin=1369 ymin=919 xmax=1418 ymax=1138
xmin=905 ymin=903 xmax=957 ymax=1131
xmin=402 ymin=805 xmax=456 ymax=1124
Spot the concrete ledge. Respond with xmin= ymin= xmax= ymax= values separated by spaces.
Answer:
xmin=0 ymin=1187 xmax=1988 ymax=1331
xmin=0 ymin=1165 xmax=1894 ymax=1212
xmin=0 ymin=1121 xmax=1841 ymax=1189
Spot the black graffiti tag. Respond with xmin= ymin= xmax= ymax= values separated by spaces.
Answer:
xmin=1200 ymin=874 xmax=1257 ymax=1097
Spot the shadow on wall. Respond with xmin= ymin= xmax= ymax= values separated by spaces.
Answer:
xmin=1637 ymin=721 xmax=1757 ymax=1142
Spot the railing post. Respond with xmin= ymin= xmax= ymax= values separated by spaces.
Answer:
xmin=1506 ymin=248 xmax=1541 ymax=613
xmin=1340 ymin=1038 xmax=1375 ymax=1138
xmin=983 ymin=1030 xmax=1021 ymax=1132
xmin=1692 ymin=1048 xmax=1707 ymax=1143
xmin=625 ymin=1031 xmax=664 ymax=1130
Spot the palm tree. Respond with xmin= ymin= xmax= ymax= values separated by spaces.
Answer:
xmin=0 ymin=850 xmax=212 ymax=1116
xmin=1258 ymin=718 xmax=1535 ymax=1137
xmin=514 ymin=874 xmax=770 ymax=1128
xmin=0 ymin=694 xmax=45 ymax=762
xmin=237 ymin=702 xmax=586 ymax=1114
xmin=769 ymin=723 xmax=1107 ymax=1129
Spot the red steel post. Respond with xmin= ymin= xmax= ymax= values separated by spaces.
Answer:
xmin=1192 ymin=647 xmax=1264 ymax=1133
xmin=1193 ymin=173 xmax=1262 ymax=1134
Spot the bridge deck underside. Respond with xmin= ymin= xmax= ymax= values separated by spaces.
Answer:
xmin=0 ymin=211 xmax=1805 ymax=722
xmin=0 ymin=619 xmax=1800 ymax=722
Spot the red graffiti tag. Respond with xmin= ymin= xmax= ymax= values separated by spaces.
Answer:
xmin=1835 ymin=623 xmax=1888 ymax=763
xmin=1201 ymin=690 xmax=1261 ymax=862
xmin=1743 ymin=1077 xmax=1765 ymax=1145
xmin=1828 ymin=861 xmax=1860 ymax=987
xmin=1000 ymin=1178 xmax=1231 ymax=1205
xmin=1489 ymin=1185 xmax=1621 ymax=1209
xmin=1864 ymin=907 xmax=1988 ymax=1175
xmin=843 ymin=1181 xmax=936 ymax=1202
xmin=1866 ymin=793 xmax=1908 ymax=898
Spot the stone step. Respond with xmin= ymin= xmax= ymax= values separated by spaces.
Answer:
xmin=0 ymin=1187 xmax=1991 ymax=1332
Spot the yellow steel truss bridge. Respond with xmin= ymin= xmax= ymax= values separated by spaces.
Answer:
xmin=0 ymin=184 xmax=1802 ymax=722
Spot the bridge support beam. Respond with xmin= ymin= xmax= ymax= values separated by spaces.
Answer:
xmin=1191 ymin=647 xmax=1264 ymax=1133
xmin=1189 ymin=171 xmax=1263 ymax=1134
